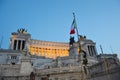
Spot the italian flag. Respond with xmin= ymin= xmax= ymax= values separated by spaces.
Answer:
xmin=70 ymin=18 xmax=76 ymax=34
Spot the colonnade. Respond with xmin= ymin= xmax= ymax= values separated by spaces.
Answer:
xmin=13 ymin=40 xmax=25 ymax=50
xmin=29 ymin=46 xmax=69 ymax=59
xmin=88 ymin=45 xmax=96 ymax=56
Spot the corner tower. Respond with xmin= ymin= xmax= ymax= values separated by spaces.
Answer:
xmin=9 ymin=28 xmax=31 ymax=51
xmin=69 ymin=35 xmax=98 ymax=57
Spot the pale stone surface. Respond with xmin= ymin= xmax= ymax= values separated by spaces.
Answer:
xmin=20 ymin=56 xmax=33 ymax=76
xmin=0 ymin=30 xmax=120 ymax=80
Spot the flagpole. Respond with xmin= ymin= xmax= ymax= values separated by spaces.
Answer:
xmin=100 ymin=45 xmax=104 ymax=54
xmin=73 ymin=13 xmax=88 ymax=80
xmin=73 ymin=13 xmax=81 ymax=52
xmin=0 ymin=36 xmax=3 ymax=49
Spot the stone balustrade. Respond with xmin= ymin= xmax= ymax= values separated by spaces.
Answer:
xmin=34 ymin=65 xmax=82 ymax=75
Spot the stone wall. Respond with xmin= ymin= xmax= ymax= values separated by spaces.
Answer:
xmin=0 ymin=64 xmax=20 ymax=76
xmin=88 ymin=58 xmax=120 ymax=80
xmin=34 ymin=58 xmax=120 ymax=80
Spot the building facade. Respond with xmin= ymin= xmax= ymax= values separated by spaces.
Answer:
xmin=9 ymin=29 xmax=97 ymax=59
xmin=0 ymin=28 xmax=119 ymax=80
xmin=9 ymin=29 xmax=69 ymax=59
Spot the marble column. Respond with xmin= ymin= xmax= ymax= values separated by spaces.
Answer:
xmin=16 ymin=40 xmax=18 ymax=50
xmin=20 ymin=40 xmax=23 ymax=50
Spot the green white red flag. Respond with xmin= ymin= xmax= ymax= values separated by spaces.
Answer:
xmin=70 ymin=18 xmax=76 ymax=34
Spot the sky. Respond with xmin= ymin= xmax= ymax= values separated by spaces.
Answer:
xmin=0 ymin=0 xmax=120 ymax=58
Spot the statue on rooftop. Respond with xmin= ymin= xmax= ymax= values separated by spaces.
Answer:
xmin=69 ymin=36 xmax=75 ymax=46
xmin=17 ymin=28 xmax=27 ymax=34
